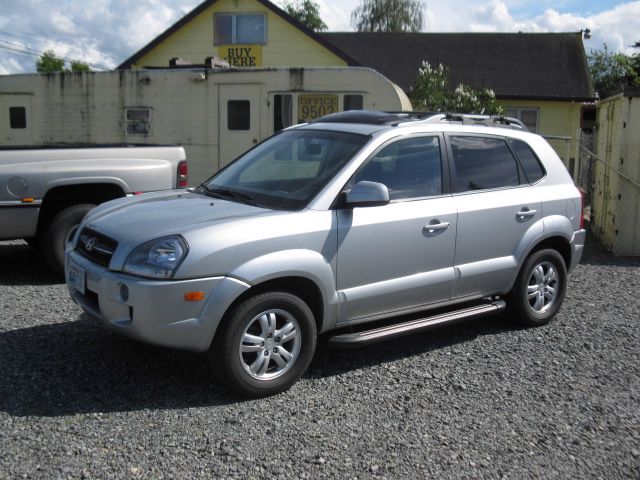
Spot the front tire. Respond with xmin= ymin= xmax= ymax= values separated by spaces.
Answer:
xmin=41 ymin=203 xmax=95 ymax=276
xmin=208 ymin=291 xmax=317 ymax=398
xmin=507 ymin=249 xmax=567 ymax=326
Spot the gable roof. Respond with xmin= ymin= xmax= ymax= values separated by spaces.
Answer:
xmin=322 ymin=32 xmax=595 ymax=101
xmin=117 ymin=0 xmax=359 ymax=70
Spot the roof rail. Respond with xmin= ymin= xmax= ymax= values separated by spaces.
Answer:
xmin=312 ymin=110 xmax=528 ymax=131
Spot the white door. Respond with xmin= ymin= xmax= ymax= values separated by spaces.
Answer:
xmin=218 ymin=84 xmax=261 ymax=168
xmin=0 ymin=94 xmax=33 ymax=145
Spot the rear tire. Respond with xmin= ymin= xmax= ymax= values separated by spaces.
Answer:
xmin=208 ymin=291 xmax=317 ymax=398
xmin=40 ymin=203 xmax=95 ymax=276
xmin=507 ymin=249 xmax=567 ymax=327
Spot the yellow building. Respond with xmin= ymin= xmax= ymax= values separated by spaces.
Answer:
xmin=118 ymin=0 xmax=355 ymax=69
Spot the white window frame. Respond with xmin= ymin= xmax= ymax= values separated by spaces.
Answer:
xmin=505 ymin=107 xmax=539 ymax=133
xmin=214 ymin=13 xmax=267 ymax=45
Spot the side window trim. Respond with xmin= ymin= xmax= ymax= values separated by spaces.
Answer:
xmin=443 ymin=132 xmax=525 ymax=195
xmin=335 ymin=132 xmax=450 ymax=207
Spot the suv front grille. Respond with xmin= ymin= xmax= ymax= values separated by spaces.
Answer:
xmin=76 ymin=228 xmax=118 ymax=267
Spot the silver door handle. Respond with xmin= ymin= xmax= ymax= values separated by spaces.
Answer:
xmin=517 ymin=209 xmax=537 ymax=220
xmin=423 ymin=222 xmax=450 ymax=234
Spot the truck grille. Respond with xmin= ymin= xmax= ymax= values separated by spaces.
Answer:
xmin=76 ymin=228 xmax=118 ymax=267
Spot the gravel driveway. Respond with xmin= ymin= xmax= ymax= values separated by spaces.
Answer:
xmin=1 ymin=238 xmax=638 ymax=479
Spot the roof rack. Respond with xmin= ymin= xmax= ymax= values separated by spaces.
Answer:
xmin=312 ymin=110 xmax=528 ymax=131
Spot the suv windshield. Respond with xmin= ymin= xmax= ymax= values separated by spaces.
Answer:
xmin=203 ymin=129 xmax=369 ymax=210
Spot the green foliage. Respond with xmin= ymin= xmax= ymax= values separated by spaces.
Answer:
xmin=351 ymin=0 xmax=424 ymax=32
xmin=284 ymin=0 xmax=327 ymax=32
xmin=36 ymin=50 xmax=65 ymax=73
xmin=36 ymin=50 xmax=91 ymax=73
xmin=70 ymin=61 xmax=91 ymax=73
xmin=410 ymin=61 xmax=503 ymax=115
xmin=587 ymin=43 xmax=640 ymax=98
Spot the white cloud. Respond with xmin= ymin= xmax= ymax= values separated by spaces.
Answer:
xmin=0 ymin=0 xmax=638 ymax=75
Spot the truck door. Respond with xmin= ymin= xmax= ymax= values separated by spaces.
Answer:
xmin=218 ymin=84 xmax=261 ymax=168
xmin=0 ymin=94 xmax=33 ymax=145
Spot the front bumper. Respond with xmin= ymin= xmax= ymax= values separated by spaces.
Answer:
xmin=65 ymin=250 xmax=249 ymax=352
xmin=569 ymin=229 xmax=586 ymax=272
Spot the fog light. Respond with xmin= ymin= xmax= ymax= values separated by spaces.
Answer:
xmin=119 ymin=283 xmax=129 ymax=302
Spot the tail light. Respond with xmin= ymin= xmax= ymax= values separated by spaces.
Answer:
xmin=177 ymin=160 xmax=188 ymax=188
xmin=578 ymin=187 xmax=586 ymax=230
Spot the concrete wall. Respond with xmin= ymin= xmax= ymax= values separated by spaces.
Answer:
xmin=0 ymin=68 xmax=409 ymax=184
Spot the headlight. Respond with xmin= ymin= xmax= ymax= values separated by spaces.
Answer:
xmin=123 ymin=235 xmax=188 ymax=279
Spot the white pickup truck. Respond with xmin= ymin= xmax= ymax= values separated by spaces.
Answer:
xmin=0 ymin=145 xmax=187 ymax=274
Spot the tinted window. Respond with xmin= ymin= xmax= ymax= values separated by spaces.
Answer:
xmin=510 ymin=139 xmax=545 ymax=183
xmin=353 ymin=136 xmax=442 ymax=200
xmin=228 ymin=100 xmax=250 ymax=130
xmin=9 ymin=107 xmax=26 ymax=129
xmin=450 ymin=136 xmax=520 ymax=192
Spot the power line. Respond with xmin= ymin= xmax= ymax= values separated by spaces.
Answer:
xmin=0 ymin=42 xmax=112 ymax=70
xmin=0 ymin=30 xmax=115 ymax=64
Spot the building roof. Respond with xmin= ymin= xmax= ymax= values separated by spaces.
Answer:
xmin=322 ymin=32 xmax=596 ymax=101
xmin=117 ymin=0 xmax=359 ymax=70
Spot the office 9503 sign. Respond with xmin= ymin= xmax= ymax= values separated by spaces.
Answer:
xmin=298 ymin=94 xmax=338 ymax=122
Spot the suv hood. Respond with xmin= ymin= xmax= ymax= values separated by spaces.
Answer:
xmin=83 ymin=190 xmax=281 ymax=245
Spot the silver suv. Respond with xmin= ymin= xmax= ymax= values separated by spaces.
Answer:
xmin=65 ymin=111 xmax=585 ymax=397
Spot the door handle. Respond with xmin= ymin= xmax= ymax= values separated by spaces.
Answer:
xmin=423 ymin=221 xmax=450 ymax=234
xmin=517 ymin=208 xmax=537 ymax=221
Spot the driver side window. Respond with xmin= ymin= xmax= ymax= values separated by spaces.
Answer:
xmin=352 ymin=136 xmax=443 ymax=201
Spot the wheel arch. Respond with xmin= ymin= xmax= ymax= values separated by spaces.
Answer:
xmin=38 ymin=183 xmax=126 ymax=234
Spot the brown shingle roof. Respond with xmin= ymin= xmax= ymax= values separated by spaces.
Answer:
xmin=323 ymin=32 xmax=595 ymax=101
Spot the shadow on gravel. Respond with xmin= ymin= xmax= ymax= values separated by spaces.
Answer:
xmin=0 ymin=314 xmax=233 ymax=417
xmin=0 ymin=241 xmax=61 ymax=286
xmin=0 ymin=311 xmax=519 ymax=417
xmin=309 ymin=313 xmax=520 ymax=380
xmin=578 ymin=231 xmax=640 ymax=267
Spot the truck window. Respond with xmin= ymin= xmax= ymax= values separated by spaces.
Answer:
xmin=9 ymin=107 xmax=26 ymax=129
xmin=228 ymin=100 xmax=250 ymax=130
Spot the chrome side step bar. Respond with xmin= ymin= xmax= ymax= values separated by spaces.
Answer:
xmin=327 ymin=300 xmax=506 ymax=348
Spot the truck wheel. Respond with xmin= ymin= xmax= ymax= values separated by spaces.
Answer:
xmin=506 ymin=249 xmax=567 ymax=327
xmin=208 ymin=291 xmax=317 ymax=398
xmin=41 ymin=203 xmax=95 ymax=275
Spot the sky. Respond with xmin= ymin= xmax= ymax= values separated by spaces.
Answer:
xmin=0 ymin=0 xmax=639 ymax=74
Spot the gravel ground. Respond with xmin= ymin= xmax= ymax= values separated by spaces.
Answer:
xmin=0 ymin=238 xmax=638 ymax=479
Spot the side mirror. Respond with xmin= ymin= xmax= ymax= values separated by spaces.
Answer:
xmin=342 ymin=181 xmax=390 ymax=208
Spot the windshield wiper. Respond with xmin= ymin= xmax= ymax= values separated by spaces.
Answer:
xmin=203 ymin=186 xmax=258 ymax=206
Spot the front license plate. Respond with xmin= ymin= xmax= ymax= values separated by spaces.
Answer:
xmin=68 ymin=261 xmax=86 ymax=295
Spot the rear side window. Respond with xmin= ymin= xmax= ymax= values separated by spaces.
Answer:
xmin=509 ymin=139 xmax=545 ymax=183
xmin=449 ymin=136 xmax=520 ymax=192
xmin=353 ymin=136 xmax=442 ymax=200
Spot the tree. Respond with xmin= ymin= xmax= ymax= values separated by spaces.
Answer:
xmin=410 ymin=61 xmax=503 ymax=115
xmin=587 ymin=43 xmax=640 ymax=98
xmin=70 ymin=61 xmax=91 ymax=73
xmin=36 ymin=50 xmax=65 ymax=73
xmin=351 ymin=0 xmax=424 ymax=33
xmin=284 ymin=0 xmax=327 ymax=31
xmin=36 ymin=50 xmax=91 ymax=73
